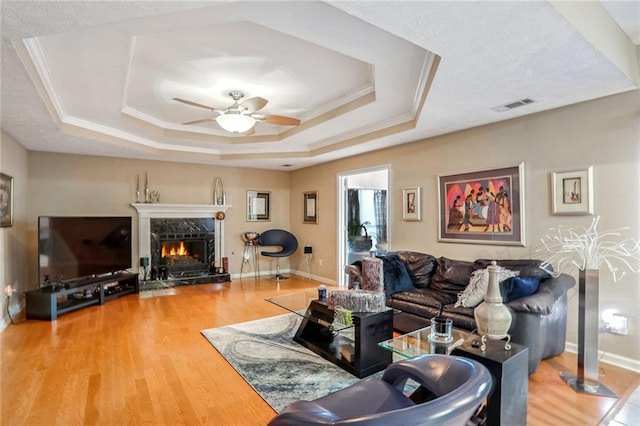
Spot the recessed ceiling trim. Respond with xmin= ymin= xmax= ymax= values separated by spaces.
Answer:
xmin=309 ymin=112 xmax=415 ymax=151
xmin=61 ymin=116 xmax=223 ymax=155
xmin=296 ymin=81 xmax=375 ymax=122
xmin=412 ymin=54 xmax=441 ymax=118
xmin=411 ymin=52 xmax=440 ymax=118
xmin=17 ymin=38 xmax=67 ymax=120
xmin=310 ymin=119 xmax=417 ymax=157
xmin=277 ymin=91 xmax=377 ymax=140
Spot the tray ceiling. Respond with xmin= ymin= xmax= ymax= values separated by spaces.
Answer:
xmin=2 ymin=1 xmax=638 ymax=170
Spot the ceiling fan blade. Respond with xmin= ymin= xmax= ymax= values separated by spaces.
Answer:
xmin=241 ymin=97 xmax=268 ymax=112
xmin=173 ymin=97 xmax=217 ymax=111
xmin=241 ymin=126 xmax=256 ymax=136
xmin=182 ymin=118 xmax=213 ymax=125
xmin=262 ymin=115 xmax=301 ymax=126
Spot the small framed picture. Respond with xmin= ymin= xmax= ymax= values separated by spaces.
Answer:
xmin=551 ymin=167 xmax=593 ymax=215
xmin=247 ymin=190 xmax=270 ymax=221
xmin=0 ymin=173 xmax=13 ymax=227
xmin=402 ymin=187 xmax=421 ymax=221
xmin=303 ymin=191 xmax=318 ymax=224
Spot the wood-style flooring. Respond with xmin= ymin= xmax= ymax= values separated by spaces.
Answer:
xmin=1 ymin=276 xmax=638 ymax=425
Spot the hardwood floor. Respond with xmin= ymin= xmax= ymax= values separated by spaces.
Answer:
xmin=1 ymin=276 xmax=638 ymax=425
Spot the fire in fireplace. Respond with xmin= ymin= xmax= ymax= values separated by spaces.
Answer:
xmin=159 ymin=238 xmax=210 ymax=278
xmin=161 ymin=240 xmax=203 ymax=264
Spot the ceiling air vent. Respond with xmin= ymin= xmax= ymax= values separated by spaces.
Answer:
xmin=491 ymin=98 xmax=535 ymax=112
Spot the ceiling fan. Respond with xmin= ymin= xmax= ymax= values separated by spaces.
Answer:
xmin=173 ymin=90 xmax=300 ymax=135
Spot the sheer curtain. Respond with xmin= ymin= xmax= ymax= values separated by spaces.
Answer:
xmin=348 ymin=189 xmax=360 ymax=232
xmin=374 ymin=190 xmax=387 ymax=243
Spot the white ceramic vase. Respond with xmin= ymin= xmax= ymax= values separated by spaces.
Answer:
xmin=474 ymin=261 xmax=512 ymax=350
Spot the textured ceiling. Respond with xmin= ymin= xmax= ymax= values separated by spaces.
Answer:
xmin=1 ymin=1 xmax=638 ymax=170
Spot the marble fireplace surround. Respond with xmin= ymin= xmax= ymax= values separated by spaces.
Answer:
xmin=131 ymin=203 xmax=231 ymax=268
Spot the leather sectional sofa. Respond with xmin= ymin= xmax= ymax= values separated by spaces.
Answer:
xmin=349 ymin=251 xmax=576 ymax=374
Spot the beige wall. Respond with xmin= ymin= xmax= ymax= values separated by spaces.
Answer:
xmin=291 ymin=90 xmax=640 ymax=364
xmin=26 ymin=153 xmax=291 ymax=287
xmin=0 ymin=131 xmax=29 ymax=327
xmin=2 ymin=90 xmax=638 ymax=366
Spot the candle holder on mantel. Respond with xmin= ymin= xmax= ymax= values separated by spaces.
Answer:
xmin=473 ymin=261 xmax=512 ymax=351
xmin=539 ymin=216 xmax=640 ymax=398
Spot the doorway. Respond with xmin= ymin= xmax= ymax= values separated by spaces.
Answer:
xmin=337 ymin=166 xmax=390 ymax=287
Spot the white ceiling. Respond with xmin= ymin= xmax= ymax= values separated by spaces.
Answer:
xmin=2 ymin=1 xmax=639 ymax=171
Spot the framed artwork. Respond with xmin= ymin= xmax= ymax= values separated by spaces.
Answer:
xmin=402 ymin=187 xmax=421 ymax=221
xmin=303 ymin=191 xmax=318 ymax=224
xmin=0 ymin=173 xmax=13 ymax=227
xmin=247 ymin=190 xmax=270 ymax=222
xmin=437 ymin=163 xmax=525 ymax=246
xmin=551 ymin=167 xmax=593 ymax=215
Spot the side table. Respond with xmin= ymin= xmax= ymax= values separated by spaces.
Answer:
xmin=453 ymin=338 xmax=529 ymax=426
xmin=240 ymin=240 xmax=260 ymax=279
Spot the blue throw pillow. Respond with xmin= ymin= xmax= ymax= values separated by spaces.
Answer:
xmin=500 ymin=276 xmax=543 ymax=302
xmin=376 ymin=254 xmax=414 ymax=297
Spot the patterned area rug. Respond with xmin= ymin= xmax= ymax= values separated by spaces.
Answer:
xmin=201 ymin=313 xmax=362 ymax=413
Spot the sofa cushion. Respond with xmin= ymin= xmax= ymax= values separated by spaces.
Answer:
xmin=500 ymin=275 xmax=543 ymax=302
xmin=430 ymin=257 xmax=475 ymax=295
xmin=393 ymin=251 xmax=437 ymax=289
xmin=455 ymin=267 xmax=518 ymax=308
xmin=473 ymin=259 xmax=552 ymax=279
xmin=376 ymin=253 xmax=415 ymax=297
xmin=391 ymin=288 xmax=458 ymax=311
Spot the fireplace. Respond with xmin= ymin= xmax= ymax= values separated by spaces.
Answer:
xmin=132 ymin=203 xmax=231 ymax=287
xmin=149 ymin=217 xmax=216 ymax=280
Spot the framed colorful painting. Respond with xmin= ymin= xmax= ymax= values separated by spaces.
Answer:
xmin=437 ymin=163 xmax=525 ymax=245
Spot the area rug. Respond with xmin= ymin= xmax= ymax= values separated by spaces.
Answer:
xmin=201 ymin=313 xmax=362 ymax=413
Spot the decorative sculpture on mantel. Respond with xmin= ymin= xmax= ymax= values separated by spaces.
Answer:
xmin=144 ymin=171 xmax=150 ymax=203
xmin=214 ymin=177 xmax=225 ymax=205
xmin=539 ymin=216 xmax=640 ymax=397
xmin=135 ymin=174 xmax=140 ymax=203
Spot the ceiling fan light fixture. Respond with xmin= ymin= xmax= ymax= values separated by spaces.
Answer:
xmin=216 ymin=112 xmax=255 ymax=133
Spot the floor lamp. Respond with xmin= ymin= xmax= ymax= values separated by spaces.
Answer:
xmin=540 ymin=217 xmax=639 ymax=397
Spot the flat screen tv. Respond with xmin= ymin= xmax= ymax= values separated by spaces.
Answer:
xmin=38 ymin=216 xmax=132 ymax=285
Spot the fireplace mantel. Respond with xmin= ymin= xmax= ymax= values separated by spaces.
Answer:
xmin=132 ymin=203 xmax=231 ymax=218
xmin=131 ymin=203 xmax=231 ymax=262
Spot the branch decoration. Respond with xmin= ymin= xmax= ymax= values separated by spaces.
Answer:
xmin=539 ymin=216 xmax=640 ymax=281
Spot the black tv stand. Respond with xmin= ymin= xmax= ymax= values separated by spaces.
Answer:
xmin=26 ymin=272 xmax=138 ymax=321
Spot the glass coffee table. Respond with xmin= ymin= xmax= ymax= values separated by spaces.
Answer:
xmin=378 ymin=325 xmax=472 ymax=358
xmin=266 ymin=289 xmax=394 ymax=378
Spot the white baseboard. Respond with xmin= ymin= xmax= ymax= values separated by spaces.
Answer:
xmin=290 ymin=270 xmax=337 ymax=286
xmin=229 ymin=269 xmax=338 ymax=287
xmin=0 ymin=301 xmax=25 ymax=332
xmin=564 ymin=342 xmax=640 ymax=373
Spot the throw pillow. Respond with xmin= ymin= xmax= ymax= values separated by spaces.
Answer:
xmin=473 ymin=259 xmax=552 ymax=279
xmin=500 ymin=275 xmax=543 ymax=302
xmin=376 ymin=254 xmax=414 ymax=297
xmin=455 ymin=267 xmax=518 ymax=308
xmin=394 ymin=251 xmax=437 ymax=288
xmin=361 ymin=257 xmax=384 ymax=292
